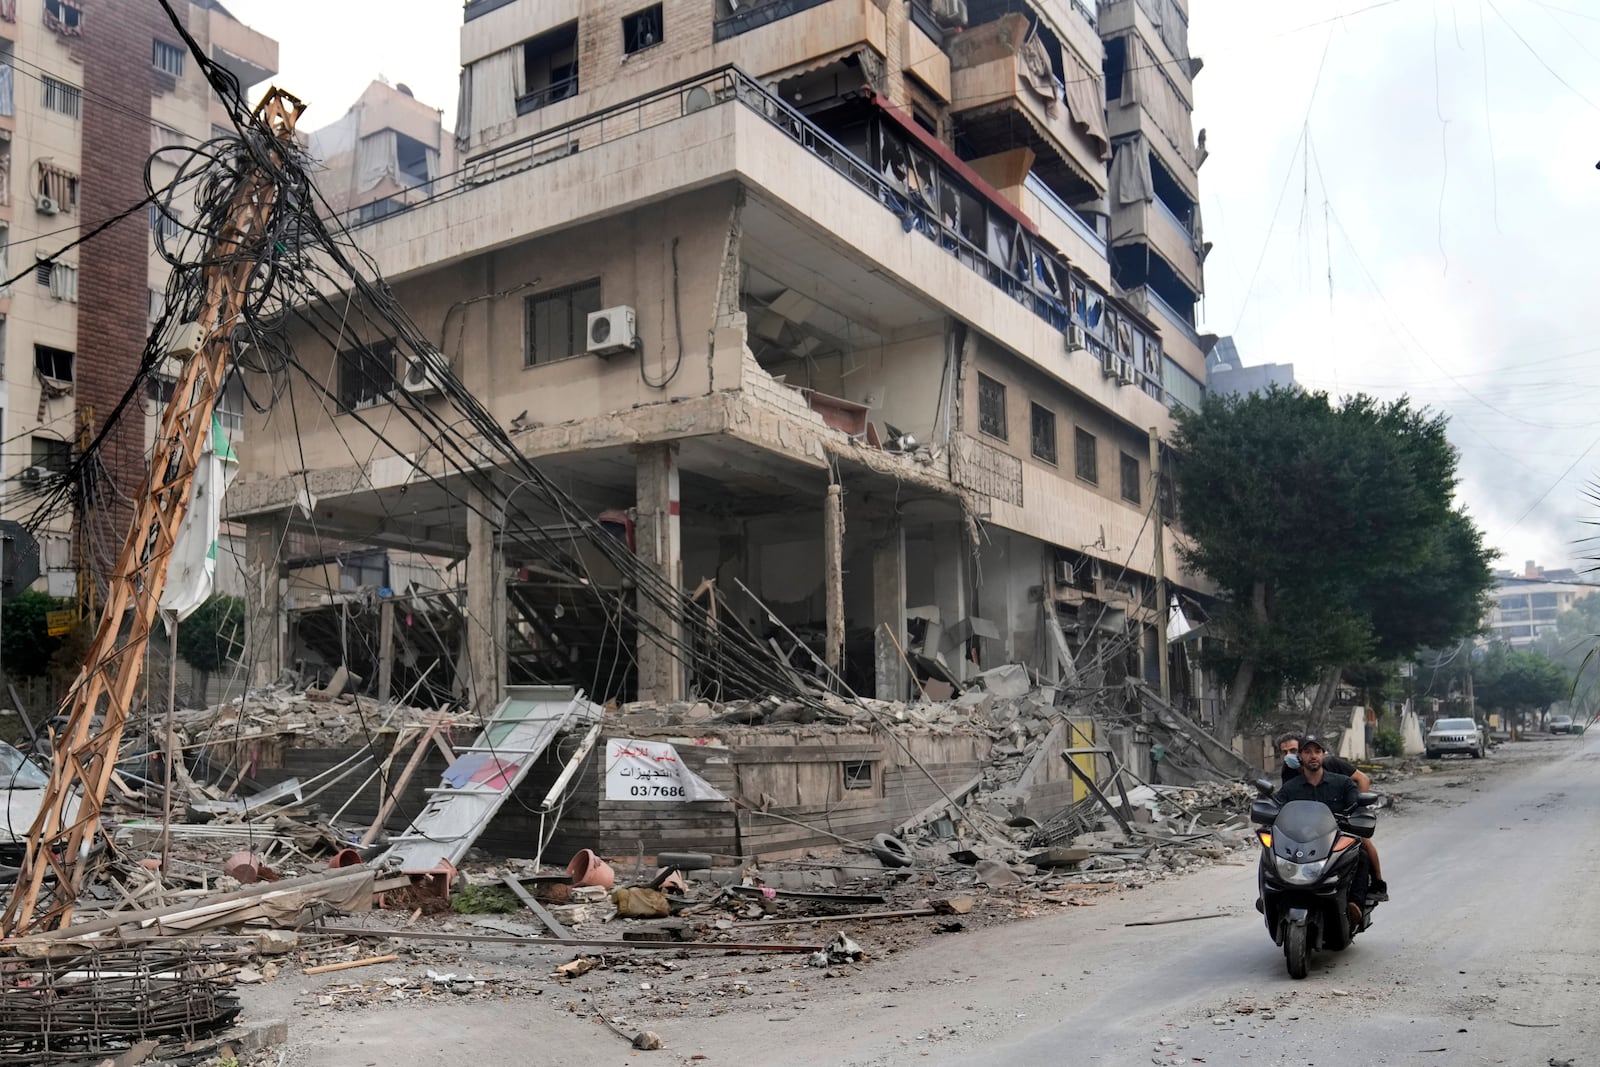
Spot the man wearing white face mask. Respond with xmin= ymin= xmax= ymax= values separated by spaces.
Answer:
xmin=1276 ymin=734 xmax=1386 ymax=902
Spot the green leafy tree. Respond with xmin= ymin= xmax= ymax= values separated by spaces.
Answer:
xmin=0 ymin=590 xmax=71 ymax=680
xmin=1473 ymin=643 xmax=1570 ymax=728
xmin=1171 ymin=388 xmax=1493 ymax=741
xmin=175 ymin=595 xmax=243 ymax=697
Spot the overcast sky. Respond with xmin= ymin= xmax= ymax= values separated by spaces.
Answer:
xmin=226 ymin=0 xmax=1600 ymax=576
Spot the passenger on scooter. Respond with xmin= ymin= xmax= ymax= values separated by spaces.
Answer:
xmin=1278 ymin=734 xmax=1388 ymax=903
xmin=1273 ymin=737 xmax=1379 ymax=908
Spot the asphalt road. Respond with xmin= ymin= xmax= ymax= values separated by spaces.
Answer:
xmin=271 ymin=736 xmax=1599 ymax=1066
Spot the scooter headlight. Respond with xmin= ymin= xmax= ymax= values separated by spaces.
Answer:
xmin=1274 ymin=855 xmax=1329 ymax=885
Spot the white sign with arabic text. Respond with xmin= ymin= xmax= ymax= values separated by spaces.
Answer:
xmin=604 ymin=738 xmax=727 ymax=802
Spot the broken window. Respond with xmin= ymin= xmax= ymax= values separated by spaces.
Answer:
xmin=40 ymin=75 xmax=79 ymax=118
xmin=394 ymin=131 xmax=433 ymax=188
xmin=152 ymin=39 xmax=185 ymax=78
xmin=1030 ymin=403 xmax=1056 ymax=465
xmin=43 ymin=0 xmax=80 ymax=36
xmin=842 ymin=760 xmax=874 ymax=791
xmin=977 ymin=373 xmax=1007 ymax=440
xmin=518 ymin=22 xmax=579 ymax=114
xmin=1074 ymin=427 xmax=1097 ymax=484
xmin=1120 ymin=451 xmax=1140 ymax=504
xmin=30 ymin=435 xmax=70 ymax=474
xmin=622 ymin=4 xmax=663 ymax=54
xmin=911 ymin=103 xmax=937 ymax=137
xmin=336 ymin=339 xmax=397 ymax=411
xmin=525 ymin=279 xmax=602 ymax=365
xmin=34 ymin=344 xmax=72 ymax=382
xmin=35 ymin=161 xmax=78 ymax=212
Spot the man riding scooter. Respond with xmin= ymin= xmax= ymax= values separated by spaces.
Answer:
xmin=1275 ymin=737 xmax=1380 ymax=919
xmin=1278 ymin=734 xmax=1387 ymax=903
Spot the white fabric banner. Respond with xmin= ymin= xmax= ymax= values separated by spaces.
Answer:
xmin=604 ymin=738 xmax=726 ymax=802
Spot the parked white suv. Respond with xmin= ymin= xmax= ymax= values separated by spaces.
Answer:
xmin=1425 ymin=717 xmax=1484 ymax=759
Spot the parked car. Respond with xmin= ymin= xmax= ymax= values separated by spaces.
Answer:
xmin=0 ymin=740 xmax=68 ymax=846
xmin=1548 ymin=715 xmax=1576 ymax=735
xmin=1425 ymin=717 xmax=1484 ymax=759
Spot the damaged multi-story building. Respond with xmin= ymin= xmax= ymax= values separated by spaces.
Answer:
xmin=230 ymin=0 xmax=1215 ymax=719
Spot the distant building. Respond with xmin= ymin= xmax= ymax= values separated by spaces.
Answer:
xmin=305 ymin=79 xmax=455 ymax=221
xmin=1486 ymin=560 xmax=1600 ymax=647
xmin=1200 ymin=334 xmax=1295 ymax=396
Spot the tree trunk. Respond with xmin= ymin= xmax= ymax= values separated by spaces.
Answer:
xmin=1215 ymin=580 xmax=1269 ymax=743
xmin=1307 ymin=665 xmax=1342 ymax=737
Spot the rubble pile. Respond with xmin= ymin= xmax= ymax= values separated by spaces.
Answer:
xmin=171 ymin=677 xmax=446 ymax=750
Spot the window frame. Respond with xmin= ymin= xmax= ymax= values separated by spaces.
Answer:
xmin=976 ymin=372 xmax=1007 ymax=441
xmin=34 ymin=343 xmax=72 ymax=382
xmin=842 ymin=759 xmax=875 ymax=791
xmin=1029 ymin=402 xmax=1057 ymax=465
xmin=40 ymin=74 xmax=80 ymax=118
xmin=621 ymin=3 xmax=664 ymax=55
xmin=335 ymin=338 xmax=398 ymax=412
xmin=1120 ymin=451 xmax=1141 ymax=504
xmin=524 ymin=278 xmax=603 ymax=366
xmin=152 ymin=39 xmax=185 ymax=78
xmin=30 ymin=435 xmax=70 ymax=474
xmin=1074 ymin=427 xmax=1098 ymax=484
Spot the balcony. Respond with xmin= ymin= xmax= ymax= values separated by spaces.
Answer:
xmin=207 ymin=5 xmax=278 ymax=90
xmin=1110 ymin=197 xmax=1201 ymax=294
xmin=949 ymin=14 xmax=1109 ymax=202
xmin=1025 ymin=172 xmax=1104 ymax=256
xmin=713 ymin=0 xmax=832 ymax=42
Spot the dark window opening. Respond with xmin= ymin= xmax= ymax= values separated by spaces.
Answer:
xmin=337 ymin=339 xmax=397 ymax=411
xmin=1030 ymin=403 xmax=1057 ymax=464
xmin=34 ymin=344 xmax=72 ymax=382
xmin=843 ymin=760 xmax=874 ymax=790
xmin=43 ymin=0 xmax=80 ymax=33
xmin=1110 ymin=245 xmax=1197 ymax=324
xmin=623 ymin=4 xmax=663 ymax=54
xmin=1074 ymin=427 xmax=1097 ymax=484
xmin=977 ymin=373 xmax=1007 ymax=440
xmin=1148 ymin=151 xmax=1195 ymax=232
xmin=146 ymin=375 xmax=176 ymax=404
xmin=31 ymin=436 xmax=70 ymax=474
xmin=519 ymin=22 xmax=579 ymax=114
xmin=912 ymin=103 xmax=937 ymax=137
xmin=1103 ymin=36 xmax=1127 ymax=101
xmin=394 ymin=131 xmax=431 ymax=187
xmin=1120 ymin=452 xmax=1141 ymax=504
xmin=525 ymin=279 xmax=602 ymax=365
xmin=1158 ymin=472 xmax=1175 ymax=522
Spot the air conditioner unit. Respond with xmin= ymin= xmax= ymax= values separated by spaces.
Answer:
xmin=399 ymin=351 xmax=442 ymax=397
xmin=1053 ymin=559 xmax=1074 ymax=584
xmin=19 ymin=466 xmax=46 ymax=489
xmin=1117 ymin=361 xmax=1137 ymax=386
xmin=35 ymin=195 xmax=59 ymax=216
xmin=587 ymin=305 xmax=638 ymax=358
xmin=1065 ymin=324 xmax=1087 ymax=353
xmin=1099 ymin=348 xmax=1118 ymax=379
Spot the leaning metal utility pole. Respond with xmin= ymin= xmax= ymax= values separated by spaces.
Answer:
xmin=2 ymin=89 xmax=304 ymax=935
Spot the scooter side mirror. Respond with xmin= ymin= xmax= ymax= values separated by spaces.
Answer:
xmin=1355 ymin=792 xmax=1380 ymax=807
xmin=1249 ymin=798 xmax=1280 ymax=826
xmin=1254 ymin=777 xmax=1275 ymax=798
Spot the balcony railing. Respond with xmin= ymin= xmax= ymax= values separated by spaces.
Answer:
xmin=714 ymin=0 xmax=831 ymax=42
xmin=1026 ymin=173 xmax=1105 ymax=258
xmin=1151 ymin=192 xmax=1194 ymax=241
xmin=463 ymin=0 xmax=517 ymax=22
xmin=516 ymin=75 xmax=579 ymax=117
xmin=1143 ymin=285 xmax=1199 ymax=347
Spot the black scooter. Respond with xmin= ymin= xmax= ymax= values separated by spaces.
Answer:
xmin=1249 ymin=782 xmax=1381 ymax=978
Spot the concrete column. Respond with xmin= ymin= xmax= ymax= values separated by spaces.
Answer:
xmin=931 ymin=520 xmax=969 ymax=680
xmin=465 ymin=485 xmax=507 ymax=715
xmin=634 ymin=443 xmax=684 ymax=702
xmin=872 ymin=521 xmax=907 ymax=700
xmin=244 ymin=511 xmax=289 ymax=688
xmin=823 ymin=484 xmax=845 ymax=675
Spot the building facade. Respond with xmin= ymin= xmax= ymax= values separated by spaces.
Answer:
xmin=1202 ymin=334 xmax=1294 ymax=398
xmin=1487 ymin=561 xmax=1599 ymax=648
xmin=0 ymin=0 xmax=274 ymax=601
xmin=232 ymin=0 xmax=1215 ymax=712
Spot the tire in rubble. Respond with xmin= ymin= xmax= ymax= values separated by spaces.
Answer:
xmin=870 ymin=833 xmax=912 ymax=868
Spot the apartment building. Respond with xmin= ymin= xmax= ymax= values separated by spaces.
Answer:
xmin=231 ymin=0 xmax=1214 ymax=711
xmin=1487 ymin=561 xmax=1599 ymax=648
xmin=0 ymin=0 xmax=275 ymax=600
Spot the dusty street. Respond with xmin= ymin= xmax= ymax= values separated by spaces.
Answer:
xmin=253 ymin=735 xmax=1598 ymax=1066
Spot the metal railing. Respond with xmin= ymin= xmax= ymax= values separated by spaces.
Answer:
xmin=1143 ymin=285 xmax=1199 ymax=347
xmin=713 ymin=0 xmax=831 ymax=42
xmin=1025 ymin=173 xmax=1105 ymax=256
xmin=516 ymin=75 xmax=579 ymax=117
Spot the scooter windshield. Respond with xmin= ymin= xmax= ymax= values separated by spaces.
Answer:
xmin=1273 ymin=799 xmax=1338 ymax=846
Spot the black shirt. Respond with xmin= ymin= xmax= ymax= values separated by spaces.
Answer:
xmin=1281 ymin=754 xmax=1357 ymax=784
xmin=1274 ymin=771 xmax=1359 ymax=814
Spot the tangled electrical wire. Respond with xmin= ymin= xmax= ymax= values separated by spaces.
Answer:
xmin=25 ymin=0 xmax=839 ymax=715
